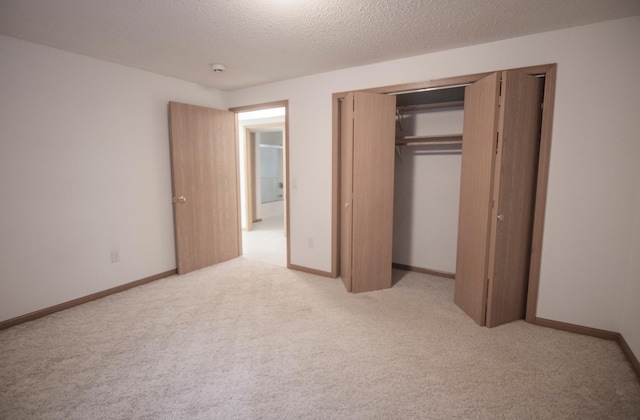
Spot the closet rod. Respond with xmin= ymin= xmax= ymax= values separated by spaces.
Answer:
xmin=395 ymin=140 xmax=462 ymax=147
xmin=396 ymin=134 xmax=463 ymax=142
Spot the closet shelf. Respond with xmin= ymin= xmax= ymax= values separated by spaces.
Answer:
xmin=396 ymin=100 xmax=464 ymax=113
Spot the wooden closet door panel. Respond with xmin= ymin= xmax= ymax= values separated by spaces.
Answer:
xmin=351 ymin=91 xmax=396 ymax=293
xmin=454 ymin=73 xmax=500 ymax=325
xmin=485 ymin=71 xmax=544 ymax=327
xmin=340 ymin=93 xmax=355 ymax=291
xmin=168 ymin=102 xmax=241 ymax=274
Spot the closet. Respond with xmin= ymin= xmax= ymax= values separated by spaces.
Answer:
xmin=393 ymin=85 xmax=465 ymax=278
xmin=338 ymin=68 xmax=547 ymax=328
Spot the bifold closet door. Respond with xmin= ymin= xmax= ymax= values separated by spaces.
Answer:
xmin=454 ymin=73 xmax=500 ymax=325
xmin=340 ymin=93 xmax=355 ymax=292
xmin=455 ymin=71 xmax=543 ymax=327
xmin=486 ymin=71 xmax=543 ymax=327
xmin=340 ymin=91 xmax=396 ymax=293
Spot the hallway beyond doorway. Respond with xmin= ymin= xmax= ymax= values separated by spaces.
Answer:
xmin=242 ymin=216 xmax=286 ymax=267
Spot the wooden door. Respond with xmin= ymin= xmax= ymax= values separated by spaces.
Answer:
xmin=168 ymin=102 xmax=241 ymax=274
xmin=485 ymin=71 xmax=544 ymax=327
xmin=340 ymin=93 xmax=355 ymax=291
xmin=454 ymin=73 xmax=501 ymax=325
xmin=341 ymin=91 xmax=396 ymax=293
xmin=455 ymin=71 xmax=544 ymax=326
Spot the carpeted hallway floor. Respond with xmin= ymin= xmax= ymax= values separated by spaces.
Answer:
xmin=241 ymin=215 xmax=286 ymax=268
xmin=1 ymin=258 xmax=639 ymax=419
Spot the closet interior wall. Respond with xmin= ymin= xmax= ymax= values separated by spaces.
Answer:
xmin=392 ymin=87 xmax=465 ymax=277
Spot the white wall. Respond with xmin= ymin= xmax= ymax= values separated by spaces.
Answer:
xmin=621 ymin=177 xmax=640 ymax=357
xmin=533 ymin=18 xmax=640 ymax=336
xmin=227 ymin=16 xmax=640 ymax=355
xmin=0 ymin=35 xmax=227 ymax=322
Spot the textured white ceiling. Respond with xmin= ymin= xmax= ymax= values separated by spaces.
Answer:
xmin=1 ymin=0 xmax=639 ymax=90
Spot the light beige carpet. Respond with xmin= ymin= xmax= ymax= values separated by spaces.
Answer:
xmin=242 ymin=215 xmax=286 ymax=267
xmin=1 ymin=258 xmax=639 ymax=419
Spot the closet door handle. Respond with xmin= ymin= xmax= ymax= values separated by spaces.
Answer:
xmin=497 ymin=214 xmax=504 ymax=221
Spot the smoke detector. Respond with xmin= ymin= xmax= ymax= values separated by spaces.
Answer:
xmin=210 ymin=63 xmax=226 ymax=72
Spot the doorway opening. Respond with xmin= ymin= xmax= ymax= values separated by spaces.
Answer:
xmin=234 ymin=103 xmax=290 ymax=268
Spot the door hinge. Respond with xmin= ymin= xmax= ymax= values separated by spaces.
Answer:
xmin=498 ymin=95 xmax=502 ymax=107
xmin=496 ymin=132 xmax=500 ymax=154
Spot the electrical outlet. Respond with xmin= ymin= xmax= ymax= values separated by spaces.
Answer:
xmin=111 ymin=250 xmax=120 ymax=263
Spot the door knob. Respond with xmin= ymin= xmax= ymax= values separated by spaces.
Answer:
xmin=497 ymin=214 xmax=504 ymax=221
xmin=174 ymin=196 xmax=187 ymax=204
xmin=345 ymin=203 xmax=350 ymax=209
